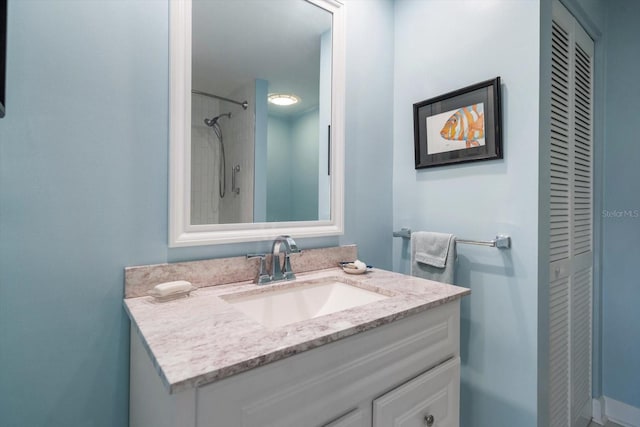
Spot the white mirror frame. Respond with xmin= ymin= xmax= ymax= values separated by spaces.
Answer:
xmin=169 ymin=0 xmax=345 ymax=247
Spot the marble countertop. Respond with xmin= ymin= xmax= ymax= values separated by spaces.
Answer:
xmin=124 ymin=267 xmax=470 ymax=394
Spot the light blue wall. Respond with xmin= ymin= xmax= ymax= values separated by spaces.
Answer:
xmin=253 ymin=79 xmax=268 ymax=222
xmin=266 ymin=109 xmax=320 ymax=222
xmin=291 ymin=108 xmax=319 ymax=221
xmin=392 ymin=1 xmax=540 ymax=426
xmin=602 ymin=0 xmax=640 ymax=409
xmin=343 ymin=0 xmax=394 ymax=270
xmin=266 ymin=108 xmax=319 ymax=221
xmin=0 ymin=0 xmax=395 ymax=425
xmin=266 ymin=115 xmax=292 ymax=221
xmin=266 ymin=108 xmax=328 ymax=221
xmin=267 ymin=108 xmax=321 ymax=222
xmin=0 ymin=1 xmax=168 ymax=426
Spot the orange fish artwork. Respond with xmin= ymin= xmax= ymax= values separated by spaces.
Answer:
xmin=440 ymin=103 xmax=485 ymax=148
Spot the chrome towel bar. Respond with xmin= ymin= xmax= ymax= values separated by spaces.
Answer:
xmin=392 ymin=228 xmax=511 ymax=249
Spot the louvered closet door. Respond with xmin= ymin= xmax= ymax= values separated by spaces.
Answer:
xmin=549 ymin=2 xmax=594 ymax=427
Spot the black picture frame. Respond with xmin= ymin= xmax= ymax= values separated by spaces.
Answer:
xmin=0 ymin=0 xmax=6 ymax=118
xmin=413 ymin=77 xmax=502 ymax=169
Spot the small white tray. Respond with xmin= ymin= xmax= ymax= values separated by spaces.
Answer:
xmin=339 ymin=261 xmax=373 ymax=275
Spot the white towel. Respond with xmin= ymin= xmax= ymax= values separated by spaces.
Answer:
xmin=411 ymin=232 xmax=456 ymax=284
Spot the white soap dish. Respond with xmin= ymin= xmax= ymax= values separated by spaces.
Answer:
xmin=148 ymin=280 xmax=196 ymax=302
xmin=339 ymin=260 xmax=373 ymax=275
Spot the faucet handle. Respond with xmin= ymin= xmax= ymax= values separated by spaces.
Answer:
xmin=283 ymin=235 xmax=300 ymax=253
xmin=246 ymin=253 xmax=265 ymax=259
xmin=282 ymin=253 xmax=296 ymax=281
xmin=288 ymin=239 xmax=299 ymax=253
xmin=246 ymin=254 xmax=271 ymax=285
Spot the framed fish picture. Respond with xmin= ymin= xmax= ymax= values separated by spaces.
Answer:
xmin=413 ymin=77 xmax=502 ymax=169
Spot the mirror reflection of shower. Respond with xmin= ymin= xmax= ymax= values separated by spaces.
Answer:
xmin=190 ymin=89 xmax=254 ymax=225
xmin=204 ymin=112 xmax=232 ymax=198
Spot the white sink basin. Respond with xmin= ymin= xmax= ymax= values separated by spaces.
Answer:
xmin=222 ymin=278 xmax=389 ymax=328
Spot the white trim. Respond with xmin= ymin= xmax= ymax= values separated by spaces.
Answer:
xmin=169 ymin=0 xmax=346 ymax=247
xmin=591 ymin=397 xmax=608 ymax=425
xmin=168 ymin=0 xmax=192 ymax=248
xmin=604 ymin=396 xmax=640 ymax=427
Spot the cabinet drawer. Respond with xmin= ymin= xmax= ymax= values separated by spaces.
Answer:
xmin=323 ymin=408 xmax=366 ymax=427
xmin=373 ymin=357 xmax=460 ymax=427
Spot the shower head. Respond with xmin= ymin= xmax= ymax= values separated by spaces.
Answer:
xmin=204 ymin=112 xmax=232 ymax=127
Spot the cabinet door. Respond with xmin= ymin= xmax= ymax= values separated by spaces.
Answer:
xmin=323 ymin=408 xmax=366 ymax=427
xmin=373 ymin=358 xmax=460 ymax=427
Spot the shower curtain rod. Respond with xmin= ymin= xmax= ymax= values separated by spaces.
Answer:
xmin=192 ymin=89 xmax=248 ymax=110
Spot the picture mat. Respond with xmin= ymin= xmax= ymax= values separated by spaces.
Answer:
xmin=425 ymin=104 xmax=486 ymax=155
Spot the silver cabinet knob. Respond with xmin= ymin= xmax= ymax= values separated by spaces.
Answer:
xmin=424 ymin=414 xmax=435 ymax=426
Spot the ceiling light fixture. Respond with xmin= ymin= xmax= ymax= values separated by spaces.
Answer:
xmin=268 ymin=93 xmax=300 ymax=106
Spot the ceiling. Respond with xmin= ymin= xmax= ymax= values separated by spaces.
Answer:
xmin=192 ymin=0 xmax=332 ymax=118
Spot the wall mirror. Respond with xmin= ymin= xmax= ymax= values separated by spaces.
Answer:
xmin=169 ymin=0 xmax=345 ymax=246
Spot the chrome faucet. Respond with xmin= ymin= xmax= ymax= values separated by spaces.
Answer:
xmin=270 ymin=235 xmax=300 ymax=282
xmin=246 ymin=236 xmax=300 ymax=285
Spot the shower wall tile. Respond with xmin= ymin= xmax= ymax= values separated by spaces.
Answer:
xmin=218 ymin=82 xmax=255 ymax=224
xmin=191 ymin=95 xmax=221 ymax=224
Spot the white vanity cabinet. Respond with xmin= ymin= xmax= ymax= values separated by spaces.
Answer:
xmin=130 ymin=301 xmax=462 ymax=427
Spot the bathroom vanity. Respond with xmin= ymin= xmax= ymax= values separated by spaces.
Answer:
xmin=124 ymin=247 xmax=469 ymax=427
